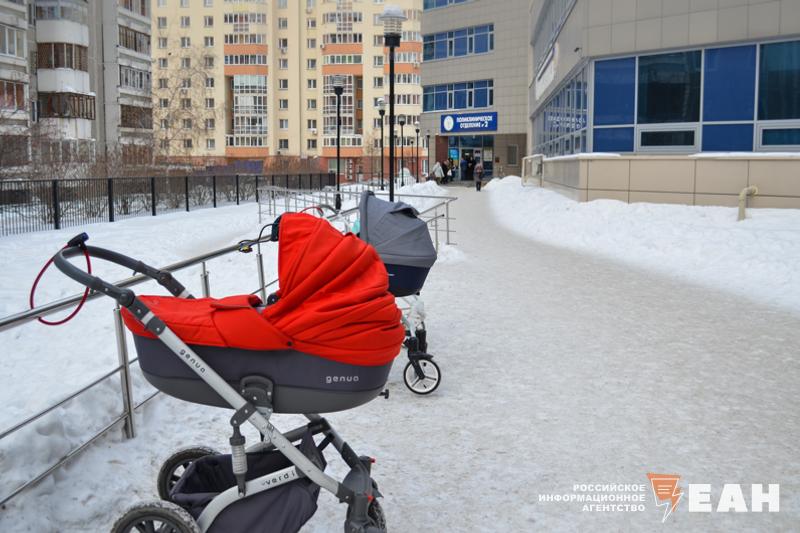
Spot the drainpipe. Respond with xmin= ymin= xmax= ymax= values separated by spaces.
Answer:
xmin=738 ymin=186 xmax=758 ymax=221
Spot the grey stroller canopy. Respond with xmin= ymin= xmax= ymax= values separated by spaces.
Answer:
xmin=359 ymin=191 xmax=437 ymax=269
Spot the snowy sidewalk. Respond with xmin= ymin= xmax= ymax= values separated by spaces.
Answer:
xmin=1 ymin=186 xmax=798 ymax=531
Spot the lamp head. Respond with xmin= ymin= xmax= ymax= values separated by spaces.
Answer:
xmin=379 ymin=5 xmax=407 ymax=37
xmin=398 ymin=116 xmax=406 ymax=126
xmin=332 ymin=75 xmax=345 ymax=95
xmin=377 ymin=97 xmax=386 ymax=116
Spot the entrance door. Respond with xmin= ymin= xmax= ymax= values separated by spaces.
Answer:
xmin=460 ymin=149 xmax=474 ymax=180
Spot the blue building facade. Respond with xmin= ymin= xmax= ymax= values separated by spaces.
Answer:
xmin=530 ymin=1 xmax=800 ymax=157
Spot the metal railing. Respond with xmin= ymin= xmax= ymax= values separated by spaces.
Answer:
xmin=0 ymin=182 xmax=457 ymax=507
xmin=258 ymin=182 xmax=458 ymax=250
xmin=0 ymin=173 xmax=335 ymax=237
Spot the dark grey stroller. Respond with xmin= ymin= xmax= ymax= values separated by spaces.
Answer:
xmin=50 ymin=213 xmax=404 ymax=533
xmin=359 ymin=191 xmax=441 ymax=395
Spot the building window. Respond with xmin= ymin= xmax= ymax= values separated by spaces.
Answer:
xmin=279 ymin=139 xmax=289 ymax=150
xmin=507 ymin=145 xmax=519 ymax=166
xmin=280 ymin=119 xmax=289 ymax=129
xmin=594 ymin=57 xmax=635 ymax=126
xmin=0 ymin=79 xmax=25 ymax=111
xmin=204 ymin=16 xmax=214 ymax=27
xmin=121 ymin=105 xmax=153 ymax=129
xmin=759 ymin=40 xmax=800 ymax=121
xmin=206 ymin=138 xmax=215 ymax=149
xmin=180 ymin=16 xmax=190 ymax=28
xmin=279 ymin=79 xmax=288 ymax=90
xmin=119 ymin=26 xmax=151 ymax=55
xmin=307 ymin=139 xmax=317 ymax=149
xmin=423 ymin=24 xmax=494 ymax=61
xmin=704 ymin=45 xmax=756 ymax=122
xmin=423 ymin=80 xmax=493 ymax=112
xmin=423 ymin=0 xmax=469 ymax=9
xmin=37 ymin=92 xmax=96 ymax=120
xmin=37 ymin=43 xmax=89 ymax=71
xmin=205 ymin=98 xmax=214 ymax=108
xmin=184 ymin=139 xmax=193 ymax=149
xmin=279 ymin=99 xmax=289 ymax=109
xmin=637 ymin=51 xmax=701 ymax=124
xmin=307 ymin=79 xmax=317 ymax=89
xmin=205 ymin=118 xmax=216 ymax=129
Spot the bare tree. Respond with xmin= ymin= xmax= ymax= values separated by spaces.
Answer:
xmin=152 ymin=28 xmax=221 ymax=167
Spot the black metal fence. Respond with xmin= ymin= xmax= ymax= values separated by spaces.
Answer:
xmin=0 ymin=173 xmax=335 ymax=236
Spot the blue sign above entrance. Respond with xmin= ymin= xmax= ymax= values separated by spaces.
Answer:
xmin=441 ymin=112 xmax=498 ymax=133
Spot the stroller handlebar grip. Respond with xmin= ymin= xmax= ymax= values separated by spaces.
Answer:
xmin=52 ymin=243 xmax=192 ymax=307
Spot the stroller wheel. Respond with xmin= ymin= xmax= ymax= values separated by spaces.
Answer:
xmin=346 ymin=498 xmax=387 ymax=533
xmin=111 ymin=500 xmax=199 ymax=533
xmin=157 ymin=446 xmax=218 ymax=501
xmin=403 ymin=359 xmax=441 ymax=395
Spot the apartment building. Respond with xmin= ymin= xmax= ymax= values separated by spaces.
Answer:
xmin=420 ymin=0 xmax=529 ymax=179
xmin=0 ymin=0 xmax=153 ymax=170
xmin=152 ymin=0 xmax=426 ymax=177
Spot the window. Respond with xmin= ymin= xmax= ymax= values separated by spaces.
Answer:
xmin=157 ymin=17 xmax=167 ymax=29
xmin=205 ymin=56 xmax=214 ymax=68
xmin=762 ymin=128 xmax=800 ymax=145
xmin=206 ymin=138 xmax=216 ymax=149
xmin=279 ymin=139 xmax=289 ymax=150
xmin=307 ymin=119 xmax=317 ymax=129
xmin=307 ymin=59 xmax=317 ymax=69
xmin=37 ymin=43 xmax=89 ymax=71
xmin=307 ymin=99 xmax=317 ymax=110
xmin=278 ymin=18 xmax=288 ymax=29
xmin=183 ymin=138 xmax=193 ymax=149
xmin=307 ymin=18 xmax=316 ymax=28
xmin=204 ymin=16 xmax=214 ymax=27
xmin=0 ymin=79 xmax=25 ymax=111
xmin=182 ymin=118 xmax=192 ymax=129
xmin=593 ymin=127 xmax=634 ymax=152
xmin=181 ymin=78 xmax=191 ymax=88
xmin=507 ymin=145 xmax=519 ymax=166
xmin=307 ymin=38 xmax=316 ymax=48
xmin=159 ymin=98 xmax=169 ymax=108
xmin=180 ymin=16 xmax=190 ymax=27
xmin=38 ymin=92 xmax=96 ymax=120
xmin=423 ymin=80 xmax=493 ymax=112
xmin=159 ymin=58 xmax=168 ymax=69
xmin=181 ymin=37 xmax=191 ymax=48
xmin=423 ymin=0 xmax=468 ymax=9
xmin=279 ymin=58 xmax=289 ymax=69
xmin=640 ymin=130 xmax=695 ymax=147
xmin=280 ymin=119 xmax=289 ymax=129
xmin=205 ymin=98 xmax=215 ymax=108
xmin=307 ymin=79 xmax=317 ymax=89
xmin=423 ymin=24 xmax=494 ymax=61
xmin=119 ymin=26 xmax=151 ymax=54
xmin=594 ymin=58 xmax=635 ymax=126
xmin=637 ymin=51 xmax=701 ymax=124
xmin=759 ymin=40 xmax=800 ymax=121
xmin=307 ymin=139 xmax=317 ymax=149
xmin=158 ymin=37 xmax=168 ymax=49
xmin=204 ymin=36 xmax=214 ymax=47
xmin=205 ymin=77 xmax=215 ymax=88
xmin=279 ymin=99 xmax=289 ymax=109
xmin=702 ymin=124 xmax=754 ymax=151
xmin=181 ymin=98 xmax=191 ymax=109
xmin=704 ymin=45 xmax=756 ymax=122
xmin=158 ymin=78 xmax=168 ymax=89
xmin=205 ymin=118 xmax=216 ymax=129
xmin=120 ymin=66 xmax=151 ymax=92
xmin=279 ymin=79 xmax=288 ymax=90
xmin=181 ymin=57 xmax=191 ymax=68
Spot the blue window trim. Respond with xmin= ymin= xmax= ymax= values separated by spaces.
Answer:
xmin=422 ymin=24 xmax=494 ymax=62
xmin=423 ymin=0 xmax=471 ymax=11
xmin=423 ymin=79 xmax=494 ymax=113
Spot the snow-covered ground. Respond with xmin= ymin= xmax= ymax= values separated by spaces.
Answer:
xmin=1 ymin=181 xmax=798 ymax=531
xmin=487 ymin=177 xmax=800 ymax=314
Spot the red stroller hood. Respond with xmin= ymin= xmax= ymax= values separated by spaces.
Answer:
xmin=122 ymin=213 xmax=405 ymax=366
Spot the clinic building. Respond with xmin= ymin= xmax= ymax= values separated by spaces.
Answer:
xmin=528 ymin=0 xmax=800 ymax=207
xmin=420 ymin=0 xmax=529 ymax=179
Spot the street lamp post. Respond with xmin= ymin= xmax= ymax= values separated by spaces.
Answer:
xmin=333 ymin=75 xmax=344 ymax=211
xmin=380 ymin=5 xmax=407 ymax=202
xmin=426 ymin=130 xmax=431 ymax=180
xmin=398 ymin=116 xmax=405 ymax=187
xmin=377 ymin=98 xmax=386 ymax=190
xmin=415 ymin=121 xmax=420 ymax=182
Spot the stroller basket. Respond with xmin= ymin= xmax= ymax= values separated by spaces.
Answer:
xmin=171 ymin=431 xmax=326 ymax=533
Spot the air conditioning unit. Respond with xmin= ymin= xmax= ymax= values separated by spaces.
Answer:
xmin=280 ymin=47 xmax=287 ymax=55
xmin=320 ymin=43 xmax=326 ymax=50
xmin=310 ymin=128 xmax=317 ymax=135
xmin=413 ymin=62 xmax=420 ymax=68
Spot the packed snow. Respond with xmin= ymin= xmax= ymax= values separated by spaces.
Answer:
xmin=0 ymin=180 xmax=798 ymax=532
xmin=487 ymin=176 xmax=800 ymax=314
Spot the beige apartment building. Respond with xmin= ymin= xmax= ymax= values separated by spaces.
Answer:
xmin=152 ymin=0 xmax=426 ymax=177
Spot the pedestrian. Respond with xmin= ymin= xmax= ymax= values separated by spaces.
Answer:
xmin=474 ymin=157 xmax=484 ymax=191
xmin=460 ymin=155 xmax=468 ymax=183
xmin=444 ymin=160 xmax=453 ymax=184
xmin=431 ymin=161 xmax=444 ymax=183
xmin=465 ymin=155 xmax=475 ymax=185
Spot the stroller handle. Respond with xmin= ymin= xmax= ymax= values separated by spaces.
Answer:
xmin=53 ymin=234 xmax=192 ymax=308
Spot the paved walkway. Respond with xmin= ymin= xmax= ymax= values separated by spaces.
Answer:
xmin=313 ymin=186 xmax=799 ymax=531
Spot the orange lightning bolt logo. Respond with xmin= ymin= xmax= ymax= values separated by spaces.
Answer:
xmin=647 ymin=473 xmax=683 ymax=522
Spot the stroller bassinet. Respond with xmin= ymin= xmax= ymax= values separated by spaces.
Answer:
xmin=121 ymin=213 xmax=406 ymax=414
xmin=358 ymin=191 xmax=437 ymax=297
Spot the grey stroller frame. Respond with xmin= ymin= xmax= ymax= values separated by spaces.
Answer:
xmin=52 ymin=234 xmax=387 ymax=533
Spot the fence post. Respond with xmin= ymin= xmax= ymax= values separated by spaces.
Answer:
xmin=271 ymin=175 xmax=275 ymax=188
xmin=235 ymin=174 xmax=240 ymax=205
xmin=212 ymin=175 xmax=217 ymax=208
xmin=150 ymin=177 xmax=156 ymax=216
xmin=184 ymin=175 xmax=190 ymax=212
xmin=445 ymin=201 xmax=451 ymax=245
xmin=255 ymin=175 xmax=260 ymax=203
xmin=107 ymin=178 xmax=114 ymax=223
xmin=51 ymin=180 xmax=60 ymax=230
xmin=113 ymin=305 xmax=136 ymax=440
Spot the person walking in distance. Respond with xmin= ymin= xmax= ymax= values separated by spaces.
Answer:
xmin=474 ymin=157 xmax=484 ymax=191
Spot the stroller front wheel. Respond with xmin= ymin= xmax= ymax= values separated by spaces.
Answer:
xmin=157 ymin=446 xmax=219 ymax=501
xmin=403 ymin=359 xmax=441 ymax=395
xmin=111 ymin=500 xmax=199 ymax=533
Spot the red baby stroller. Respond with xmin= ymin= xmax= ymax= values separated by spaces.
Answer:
xmin=51 ymin=214 xmax=404 ymax=533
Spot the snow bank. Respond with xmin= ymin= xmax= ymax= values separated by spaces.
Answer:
xmin=487 ymin=177 xmax=800 ymax=313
